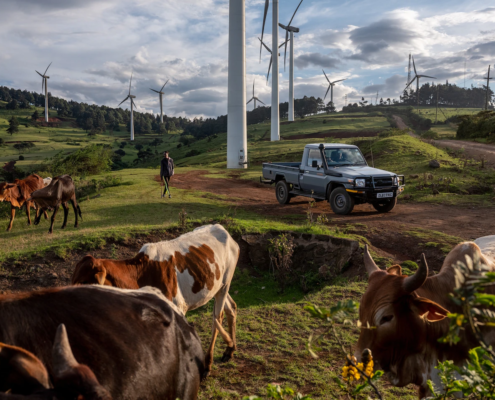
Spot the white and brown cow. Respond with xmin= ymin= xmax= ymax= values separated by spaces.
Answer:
xmin=71 ymin=224 xmax=240 ymax=376
xmin=356 ymin=240 xmax=495 ymax=398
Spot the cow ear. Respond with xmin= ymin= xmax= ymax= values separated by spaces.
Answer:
xmin=411 ymin=297 xmax=449 ymax=322
xmin=0 ymin=342 xmax=51 ymax=393
xmin=387 ymin=265 xmax=402 ymax=276
xmin=5 ymin=184 xmax=16 ymax=189
xmin=94 ymin=267 xmax=107 ymax=285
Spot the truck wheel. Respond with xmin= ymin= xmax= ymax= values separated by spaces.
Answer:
xmin=275 ymin=180 xmax=292 ymax=205
xmin=373 ymin=197 xmax=397 ymax=213
xmin=329 ymin=188 xmax=354 ymax=215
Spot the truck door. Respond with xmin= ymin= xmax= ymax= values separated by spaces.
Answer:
xmin=299 ymin=149 xmax=327 ymax=195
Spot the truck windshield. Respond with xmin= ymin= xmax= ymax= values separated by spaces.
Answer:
xmin=324 ymin=148 xmax=366 ymax=166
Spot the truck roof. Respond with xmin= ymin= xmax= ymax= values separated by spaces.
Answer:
xmin=306 ymin=143 xmax=358 ymax=149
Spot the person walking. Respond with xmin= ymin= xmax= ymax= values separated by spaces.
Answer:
xmin=160 ymin=151 xmax=174 ymax=198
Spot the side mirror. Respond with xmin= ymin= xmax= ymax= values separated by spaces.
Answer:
xmin=311 ymin=160 xmax=318 ymax=168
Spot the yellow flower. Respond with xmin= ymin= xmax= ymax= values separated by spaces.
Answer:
xmin=456 ymin=315 xmax=464 ymax=327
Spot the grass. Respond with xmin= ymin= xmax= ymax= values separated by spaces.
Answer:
xmin=413 ymin=106 xmax=483 ymax=123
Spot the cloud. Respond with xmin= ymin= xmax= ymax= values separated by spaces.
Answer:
xmin=295 ymin=53 xmax=340 ymax=69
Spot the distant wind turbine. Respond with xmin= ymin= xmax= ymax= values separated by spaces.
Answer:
xmin=258 ymin=38 xmax=288 ymax=82
xmin=483 ymin=65 xmax=492 ymax=111
xmin=279 ymin=0 xmax=304 ymax=122
xmin=118 ymin=73 xmax=136 ymax=141
xmin=405 ymin=56 xmax=436 ymax=108
xmin=35 ymin=62 xmax=52 ymax=123
xmin=150 ymin=80 xmax=169 ymax=124
xmin=322 ymin=70 xmax=346 ymax=111
xmin=246 ymin=79 xmax=265 ymax=109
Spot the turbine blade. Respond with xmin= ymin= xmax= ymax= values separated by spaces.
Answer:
xmin=284 ymin=30 xmax=289 ymax=71
xmin=257 ymin=98 xmax=266 ymax=105
xmin=260 ymin=0 xmax=270 ymax=62
xmin=288 ymin=0 xmax=304 ymax=27
xmin=324 ymin=85 xmax=330 ymax=100
xmin=247 ymin=98 xmax=254 ymax=105
xmin=118 ymin=96 xmax=130 ymax=107
xmin=150 ymin=88 xmax=160 ymax=93
xmin=412 ymin=56 xmax=417 ymax=76
xmin=267 ymin=56 xmax=273 ymax=81
xmin=129 ymin=72 xmax=133 ymax=95
xmin=258 ymin=37 xmax=272 ymax=53
xmin=421 ymin=75 xmax=436 ymax=79
xmin=322 ymin=69 xmax=330 ymax=83
xmin=131 ymin=98 xmax=136 ymax=108
xmin=405 ymin=76 xmax=416 ymax=90
xmin=35 ymin=70 xmax=43 ymax=77
xmin=160 ymin=79 xmax=169 ymax=92
xmin=253 ymin=80 xmax=255 ymax=97
xmin=44 ymin=62 xmax=52 ymax=76
xmin=332 ymin=79 xmax=346 ymax=84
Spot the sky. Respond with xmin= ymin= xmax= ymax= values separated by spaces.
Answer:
xmin=0 ymin=0 xmax=494 ymax=119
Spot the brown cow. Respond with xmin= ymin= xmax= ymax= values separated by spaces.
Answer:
xmin=0 ymin=324 xmax=111 ymax=399
xmin=356 ymin=242 xmax=495 ymax=398
xmin=0 ymin=174 xmax=48 ymax=231
xmin=29 ymin=175 xmax=82 ymax=234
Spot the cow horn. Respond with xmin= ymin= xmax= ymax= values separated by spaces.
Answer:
xmin=363 ymin=244 xmax=380 ymax=275
xmin=52 ymin=324 xmax=78 ymax=377
xmin=403 ymin=253 xmax=429 ymax=293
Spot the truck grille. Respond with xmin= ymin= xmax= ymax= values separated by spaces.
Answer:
xmin=373 ymin=177 xmax=393 ymax=187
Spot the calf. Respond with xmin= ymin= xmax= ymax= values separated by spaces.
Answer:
xmin=0 ymin=285 xmax=204 ymax=400
xmin=356 ymin=241 xmax=495 ymax=398
xmin=0 ymin=324 xmax=110 ymax=399
xmin=0 ymin=174 xmax=47 ymax=231
xmin=72 ymin=224 xmax=239 ymax=376
xmin=29 ymin=175 xmax=82 ymax=234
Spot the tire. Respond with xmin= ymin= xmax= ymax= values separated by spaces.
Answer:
xmin=275 ymin=180 xmax=292 ymax=205
xmin=329 ymin=187 xmax=355 ymax=215
xmin=373 ymin=197 xmax=397 ymax=213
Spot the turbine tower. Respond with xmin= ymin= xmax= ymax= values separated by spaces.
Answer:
xmin=227 ymin=0 xmax=247 ymax=169
xmin=261 ymin=0 xmax=280 ymax=141
xmin=322 ymin=70 xmax=345 ymax=112
xmin=279 ymin=0 xmax=304 ymax=122
xmin=118 ymin=73 xmax=136 ymax=141
xmin=35 ymin=62 xmax=52 ymax=123
xmin=483 ymin=65 xmax=492 ymax=111
xmin=150 ymin=80 xmax=169 ymax=124
xmin=247 ymin=79 xmax=265 ymax=109
xmin=258 ymin=38 xmax=287 ymax=82
xmin=405 ymin=56 xmax=436 ymax=109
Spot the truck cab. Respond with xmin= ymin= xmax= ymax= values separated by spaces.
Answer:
xmin=262 ymin=143 xmax=405 ymax=215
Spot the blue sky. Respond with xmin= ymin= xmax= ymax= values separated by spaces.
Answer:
xmin=0 ymin=0 xmax=493 ymax=118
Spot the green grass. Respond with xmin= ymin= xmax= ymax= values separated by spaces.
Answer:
xmin=413 ymin=106 xmax=483 ymax=123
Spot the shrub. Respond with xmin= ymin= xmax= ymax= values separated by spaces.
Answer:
xmin=1 ymin=160 xmax=24 ymax=181
xmin=18 ymin=155 xmax=24 ymax=160
xmin=457 ymin=111 xmax=495 ymax=140
xmin=114 ymin=149 xmax=126 ymax=157
xmin=177 ymin=143 xmax=182 ymax=149
xmin=267 ymin=234 xmax=295 ymax=292
xmin=185 ymin=149 xmax=201 ymax=157
xmin=378 ymin=128 xmax=409 ymax=138
xmin=76 ymin=176 xmax=125 ymax=200
xmin=134 ymin=143 xmax=143 ymax=151
xmin=48 ymin=144 xmax=112 ymax=177
xmin=421 ymin=130 xmax=440 ymax=140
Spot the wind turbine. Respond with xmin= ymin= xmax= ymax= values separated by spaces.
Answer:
xmin=247 ymin=79 xmax=265 ymax=109
xmin=150 ymin=80 xmax=169 ymax=124
xmin=279 ymin=0 xmax=304 ymax=122
xmin=227 ymin=0 xmax=247 ymax=169
xmin=35 ymin=63 xmax=52 ymax=123
xmin=483 ymin=65 xmax=492 ymax=111
xmin=258 ymin=38 xmax=288 ymax=82
xmin=405 ymin=56 xmax=436 ymax=109
xmin=322 ymin=70 xmax=345 ymax=111
xmin=118 ymin=73 xmax=136 ymax=141
xmin=260 ymin=0 xmax=280 ymax=141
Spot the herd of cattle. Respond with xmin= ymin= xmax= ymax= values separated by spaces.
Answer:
xmin=0 ymin=174 xmax=81 ymax=234
xmin=0 ymin=174 xmax=495 ymax=399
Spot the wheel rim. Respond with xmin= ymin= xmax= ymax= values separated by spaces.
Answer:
xmin=335 ymin=194 xmax=346 ymax=209
xmin=277 ymin=185 xmax=286 ymax=199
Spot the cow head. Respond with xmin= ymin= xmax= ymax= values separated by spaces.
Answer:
xmin=356 ymin=245 xmax=449 ymax=387
xmin=72 ymin=256 xmax=109 ymax=286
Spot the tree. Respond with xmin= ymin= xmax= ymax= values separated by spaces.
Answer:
xmin=6 ymin=116 xmax=19 ymax=135
xmin=31 ymin=110 xmax=40 ymax=121
xmin=134 ymin=143 xmax=143 ymax=151
xmin=6 ymin=99 xmax=19 ymax=110
xmin=150 ymin=138 xmax=163 ymax=151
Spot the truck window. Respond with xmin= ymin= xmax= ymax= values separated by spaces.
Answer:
xmin=324 ymin=148 xmax=366 ymax=166
xmin=307 ymin=149 xmax=323 ymax=167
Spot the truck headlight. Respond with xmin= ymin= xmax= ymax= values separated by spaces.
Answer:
xmin=355 ymin=179 xmax=365 ymax=188
xmin=393 ymin=176 xmax=399 ymax=186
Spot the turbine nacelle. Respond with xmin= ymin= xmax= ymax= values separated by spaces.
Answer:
xmin=278 ymin=23 xmax=299 ymax=33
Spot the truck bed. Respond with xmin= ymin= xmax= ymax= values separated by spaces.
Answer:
xmin=262 ymin=162 xmax=301 ymax=185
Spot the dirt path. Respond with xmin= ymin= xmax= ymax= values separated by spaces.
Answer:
xmin=393 ymin=115 xmax=495 ymax=167
xmin=171 ymin=170 xmax=495 ymax=244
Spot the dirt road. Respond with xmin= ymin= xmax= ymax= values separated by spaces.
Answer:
xmin=393 ymin=115 xmax=495 ymax=167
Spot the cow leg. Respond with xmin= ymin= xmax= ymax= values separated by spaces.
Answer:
xmin=25 ymin=202 xmax=32 ymax=225
xmin=34 ymin=208 xmax=44 ymax=225
xmin=7 ymin=207 xmax=15 ymax=231
xmin=43 ymin=210 xmax=48 ymax=220
xmin=49 ymin=206 xmax=59 ymax=234
xmin=61 ymin=202 xmax=69 ymax=229
xmin=70 ymin=197 xmax=79 ymax=228
xmin=221 ymin=294 xmax=237 ymax=362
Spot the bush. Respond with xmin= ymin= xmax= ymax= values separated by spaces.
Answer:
xmin=18 ymin=155 xmax=24 ymax=160
xmin=378 ymin=128 xmax=409 ymax=138
xmin=185 ymin=149 xmax=201 ymax=157
xmin=48 ymin=144 xmax=112 ymax=177
xmin=76 ymin=176 xmax=125 ymax=200
xmin=134 ymin=143 xmax=143 ymax=151
xmin=1 ymin=160 xmax=24 ymax=181
xmin=421 ymin=130 xmax=440 ymax=140
xmin=114 ymin=149 xmax=126 ymax=157
xmin=177 ymin=143 xmax=182 ymax=149
xmin=457 ymin=111 xmax=495 ymax=140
